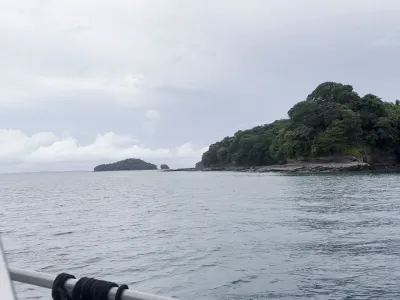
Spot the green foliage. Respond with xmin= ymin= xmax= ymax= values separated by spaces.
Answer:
xmin=201 ymin=81 xmax=400 ymax=167
xmin=94 ymin=158 xmax=157 ymax=171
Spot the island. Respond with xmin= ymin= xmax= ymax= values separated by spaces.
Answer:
xmin=94 ymin=158 xmax=158 ymax=172
xmin=160 ymin=164 xmax=170 ymax=170
xmin=199 ymin=81 xmax=400 ymax=172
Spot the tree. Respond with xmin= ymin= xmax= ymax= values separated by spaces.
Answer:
xmin=306 ymin=82 xmax=360 ymax=104
xmin=288 ymin=101 xmax=322 ymax=128
xmin=351 ymin=94 xmax=387 ymax=131
xmin=373 ymin=117 xmax=399 ymax=148
xmin=312 ymin=121 xmax=348 ymax=155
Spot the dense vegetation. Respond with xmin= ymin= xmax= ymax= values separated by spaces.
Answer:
xmin=94 ymin=158 xmax=157 ymax=171
xmin=160 ymin=164 xmax=170 ymax=170
xmin=201 ymin=82 xmax=400 ymax=168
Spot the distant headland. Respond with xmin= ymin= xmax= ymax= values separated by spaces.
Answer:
xmin=195 ymin=81 xmax=400 ymax=173
xmin=94 ymin=158 xmax=157 ymax=171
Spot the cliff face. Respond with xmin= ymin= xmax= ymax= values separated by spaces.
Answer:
xmin=94 ymin=158 xmax=157 ymax=171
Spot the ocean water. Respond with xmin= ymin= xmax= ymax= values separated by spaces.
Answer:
xmin=1 ymin=171 xmax=400 ymax=299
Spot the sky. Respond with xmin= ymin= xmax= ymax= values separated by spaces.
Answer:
xmin=0 ymin=0 xmax=400 ymax=172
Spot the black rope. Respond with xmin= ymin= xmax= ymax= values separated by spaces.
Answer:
xmin=71 ymin=276 xmax=127 ymax=300
xmin=115 ymin=284 xmax=129 ymax=300
xmin=52 ymin=272 xmax=76 ymax=300
xmin=90 ymin=279 xmax=118 ymax=300
xmin=72 ymin=277 xmax=95 ymax=300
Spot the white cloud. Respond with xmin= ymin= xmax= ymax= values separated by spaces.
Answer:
xmin=0 ymin=129 xmax=207 ymax=168
xmin=176 ymin=142 xmax=209 ymax=158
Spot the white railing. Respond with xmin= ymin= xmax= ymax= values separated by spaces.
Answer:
xmin=9 ymin=267 xmax=176 ymax=300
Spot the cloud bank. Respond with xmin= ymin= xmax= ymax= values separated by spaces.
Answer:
xmin=0 ymin=129 xmax=208 ymax=170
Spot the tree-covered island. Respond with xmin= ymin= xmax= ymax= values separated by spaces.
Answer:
xmin=199 ymin=82 xmax=400 ymax=172
xmin=160 ymin=164 xmax=170 ymax=170
xmin=94 ymin=158 xmax=157 ymax=171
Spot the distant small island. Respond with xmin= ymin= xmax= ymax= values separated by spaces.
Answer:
xmin=160 ymin=164 xmax=170 ymax=170
xmin=94 ymin=158 xmax=158 ymax=172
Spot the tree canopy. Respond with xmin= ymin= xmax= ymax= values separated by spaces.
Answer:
xmin=201 ymin=82 xmax=400 ymax=168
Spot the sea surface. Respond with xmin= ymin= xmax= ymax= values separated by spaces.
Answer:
xmin=1 ymin=171 xmax=400 ymax=300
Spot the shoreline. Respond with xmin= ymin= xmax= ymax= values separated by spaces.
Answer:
xmin=163 ymin=161 xmax=400 ymax=173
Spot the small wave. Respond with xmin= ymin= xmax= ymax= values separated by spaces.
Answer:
xmin=83 ymin=256 xmax=102 ymax=264
xmin=53 ymin=231 xmax=73 ymax=236
xmin=220 ymin=275 xmax=260 ymax=288
xmin=231 ymin=279 xmax=251 ymax=285
xmin=201 ymin=263 xmax=217 ymax=267
xmin=38 ymin=265 xmax=55 ymax=271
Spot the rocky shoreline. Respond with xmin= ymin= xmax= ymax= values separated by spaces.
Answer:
xmin=201 ymin=162 xmax=371 ymax=173
xmin=163 ymin=161 xmax=400 ymax=173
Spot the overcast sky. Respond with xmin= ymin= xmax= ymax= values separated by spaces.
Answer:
xmin=0 ymin=0 xmax=399 ymax=172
